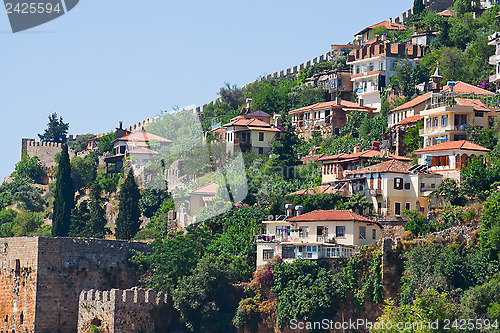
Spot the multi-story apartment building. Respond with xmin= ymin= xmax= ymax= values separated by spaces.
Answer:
xmin=419 ymin=97 xmax=498 ymax=148
xmin=304 ymin=68 xmax=354 ymax=101
xmin=347 ymin=39 xmax=426 ymax=111
xmin=489 ymin=31 xmax=500 ymax=91
xmin=319 ymin=141 xmax=411 ymax=184
xmin=414 ymin=140 xmax=491 ymax=182
xmin=289 ymin=98 xmax=375 ymax=140
xmin=353 ymin=20 xmax=405 ymax=45
xmin=345 ymin=159 xmax=443 ymax=219
xmin=255 ymin=208 xmax=382 ymax=267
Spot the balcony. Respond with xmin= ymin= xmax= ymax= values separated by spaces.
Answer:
xmin=490 ymin=73 xmax=500 ymax=84
xmin=370 ymin=188 xmax=382 ymax=196
xmin=419 ymin=124 xmax=467 ymax=136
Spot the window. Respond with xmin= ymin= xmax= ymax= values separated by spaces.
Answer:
xmin=455 ymin=114 xmax=467 ymax=126
xmin=431 ymin=183 xmax=436 ymax=189
xmin=359 ymin=226 xmax=366 ymax=239
xmin=276 ymin=226 xmax=290 ymax=237
xmin=259 ymin=132 xmax=264 ymax=141
xmin=421 ymin=182 xmax=425 ymax=189
xmin=475 ymin=112 xmax=484 ymax=118
xmin=432 ymin=117 xmax=438 ymax=127
xmin=442 ymin=115 xmax=448 ymax=126
xmin=377 ymin=202 xmax=382 ymax=211
xmin=258 ymin=147 xmax=263 ymax=155
xmin=394 ymin=177 xmax=403 ymax=190
xmin=263 ymin=249 xmax=274 ymax=260
xmin=282 ymin=245 xmax=295 ymax=259
xmin=426 ymin=118 xmax=431 ymax=129
xmin=372 ymin=229 xmax=377 ymax=240
xmin=317 ymin=226 xmax=329 ymax=237
xmin=299 ymin=226 xmax=309 ymax=237
xmin=454 ymin=134 xmax=466 ymax=141
xmin=395 ymin=202 xmax=402 ymax=216
xmin=405 ymin=202 xmax=411 ymax=211
xmin=404 ymin=182 xmax=411 ymax=190
xmin=336 ymin=226 xmax=346 ymax=237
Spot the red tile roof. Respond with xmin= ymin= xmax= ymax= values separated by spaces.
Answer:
xmin=247 ymin=110 xmax=271 ymax=118
xmin=128 ymin=147 xmax=159 ymax=155
xmin=224 ymin=116 xmax=279 ymax=132
xmin=300 ymin=153 xmax=326 ymax=165
xmin=438 ymin=9 xmax=455 ymax=17
xmin=190 ymin=182 xmax=219 ymax=195
xmin=356 ymin=21 xmax=406 ymax=36
xmin=442 ymin=81 xmax=494 ymax=95
xmin=115 ymin=132 xmax=172 ymax=144
xmin=455 ymin=98 xmax=490 ymax=112
xmin=346 ymin=159 xmax=412 ymax=175
xmin=288 ymin=210 xmax=376 ymax=224
xmin=289 ymin=100 xmax=376 ymax=115
xmin=414 ymin=140 xmax=491 ymax=154
xmin=391 ymin=92 xmax=432 ymax=112
xmin=319 ymin=149 xmax=411 ymax=163
xmin=395 ymin=115 xmax=424 ymax=126
xmin=287 ymin=184 xmax=346 ymax=196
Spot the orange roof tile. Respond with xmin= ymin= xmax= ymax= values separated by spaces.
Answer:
xmin=116 ymin=132 xmax=172 ymax=143
xmin=395 ymin=115 xmax=424 ymax=126
xmin=287 ymin=184 xmax=344 ymax=196
xmin=190 ymin=182 xmax=219 ymax=195
xmin=414 ymin=140 xmax=491 ymax=154
xmin=438 ymin=9 xmax=455 ymax=17
xmin=391 ymin=92 xmax=432 ymax=112
xmin=356 ymin=21 xmax=406 ymax=36
xmin=455 ymin=98 xmax=490 ymax=112
xmin=319 ymin=149 xmax=411 ymax=162
xmin=442 ymin=81 xmax=494 ymax=95
xmin=288 ymin=210 xmax=376 ymax=224
xmin=346 ymin=160 xmax=412 ymax=175
xmin=289 ymin=100 xmax=375 ymax=115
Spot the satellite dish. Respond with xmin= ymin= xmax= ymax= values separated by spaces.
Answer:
xmin=267 ymin=215 xmax=274 ymax=221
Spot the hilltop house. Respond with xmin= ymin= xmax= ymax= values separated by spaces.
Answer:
xmin=318 ymin=141 xmax=412 ymax=184
xmin=304 ymin=67 xmax=354 ymax=101
xmin=354 ymin=20 xmax=406 ymax=45
xmin=214 ymin=113 xmax=280 ymax=156
xmin=345 ymin=159 xmax=443 ymax=219
xmin=489 ymin=31 xmax=500 ymax=92
xmin=103 ymin=131 xmax=171 ymax=176
xmin=255 ymin=209 xmax=382 ymax=267
xmin=289 ymin=98 xmax=375 ymax=140
xmin=420 ymin=98 xmax=498 ymax=147
xmin=347 ymin=39 xmax=426 ymax=111
xmin=414 ymin=140 xmax=491 ymax=183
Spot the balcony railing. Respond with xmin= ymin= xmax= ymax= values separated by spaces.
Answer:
xmin=419 ymin=124 xmax=467 ymax=135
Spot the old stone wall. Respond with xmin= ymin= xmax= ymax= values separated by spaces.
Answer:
xmin=21 ymin=139 xmax=76 ymax=168
xmin=78 ymin=288 xmax=168 ymax=333
xmin=0 ymin=237 xmax=39 ymax=333
xmin=34 ymin=237 xmax=150 ymax=333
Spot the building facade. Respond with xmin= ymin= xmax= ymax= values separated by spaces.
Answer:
xmin=289 ymin=99 xmax=375 ymax=140
xmin=223 ymin=115 xmax=280 ymax=155
xmin=255 ymin=209 xmax=382 ymax=267
xmin=347 ymin=39 xmax=426 ymax=111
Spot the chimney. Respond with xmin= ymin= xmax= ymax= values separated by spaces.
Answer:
xmin=246 ymin=98 xmax=252 ymax=110
xmin=119 ymin=121 xmax=123 ymax=130
xmin=285 ymin=204 xmax=294 ymax=218
xmin=389 ymin=18 xmax=392 ymax=27
xmin=371 ymin=141 xmax=380 ymax=151
xmin=295 ymin=205 xmax=304 ymax=216
xmin=353 ymin=146 xmax=361 ymax=154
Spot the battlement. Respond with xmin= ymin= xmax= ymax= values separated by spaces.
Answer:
xmin=80 ymin=288 xmax=167 ymax=306
xmin=25 ymin=139 xmax=63 ymax=148
xmin=126 ymin=117 xmax=161 ymax=133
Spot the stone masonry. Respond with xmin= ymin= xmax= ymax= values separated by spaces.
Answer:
xmin=78 ymin=287 xmax=168 ymax=333
xmin=21 ymin=139 xmax=76 ymax=168
xmin=0 ymin=237 xmax=150 ymax=333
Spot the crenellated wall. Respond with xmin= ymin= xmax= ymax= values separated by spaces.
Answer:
xmin=393 ymin=0 xmax=454 ymax=24
xmin=21 ymin=138 xmax=76 ymax=167
xmin=78 ymin=287 xmax=168 ymax=333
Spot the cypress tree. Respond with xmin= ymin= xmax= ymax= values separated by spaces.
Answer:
xmin=115 ymin=169 xmax=141 ymax=240
xmin=413 ymin=0 xmax=425 ymax=16
xmin=52 ymin=144 xmax=75 ymax=237
xmin=87 ymin=182 xmax=109 ymax=238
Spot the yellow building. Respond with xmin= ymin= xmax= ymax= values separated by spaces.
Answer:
xmin=414 ymin=140 xmax=491 ymax=183
xmin=222 ymin=115 xmax=280 ymax=155
xmin=420 ymin=98 xmax=498 ymax=147
xmin=345 ymin=160 xmax=443 ymax=220
xmin=255 ymin=209 xmax=382 ymax=268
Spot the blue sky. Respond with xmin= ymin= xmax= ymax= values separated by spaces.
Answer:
xmin=0 ymin=0 xmax=413 ymax=180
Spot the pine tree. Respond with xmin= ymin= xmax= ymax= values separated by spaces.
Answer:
xmin=270 ymin=117 xmax=302 ymax=178
xmin=52 ymin=144 xmax=75 ymax=237
xmin=87 ymin=182 xmax=109 ymax=238
xmin=413 ymin=0 xmax=425 ymax=16
xmin=115 ymin=169 xmax=141 ymax=240
xmin=38 ymin=112 xmax=69 ymax=143
xmin=68 ymin=201 xmax=90 ymax=237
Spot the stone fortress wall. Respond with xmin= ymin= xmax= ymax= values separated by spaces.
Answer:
xmin=0 ymin=237 xmax=150 ymax=333
xmin=78 ymin=287 xmax=168 ymax=333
